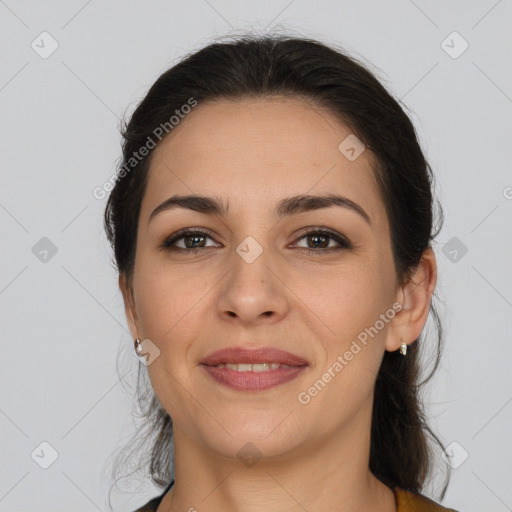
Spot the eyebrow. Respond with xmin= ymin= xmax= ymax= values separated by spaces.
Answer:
xmin=148 ymin=193 xmax=372 ymax=226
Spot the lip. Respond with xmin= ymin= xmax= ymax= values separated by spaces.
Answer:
xmin=202 ymin=365 xmax=307 ymax=391
xmin=200 ymin=346 xmax=309 ymax=392
xmin=200 ymin=346 xmax=309 ymax=367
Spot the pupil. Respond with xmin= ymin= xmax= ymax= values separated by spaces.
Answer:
xmin=183 ymin=234 xmax=329 ymax=249
xmin=185 ymin=235 xmax=204 ymax=248
xmin=309 ymin=235 xmax=327 ymax=248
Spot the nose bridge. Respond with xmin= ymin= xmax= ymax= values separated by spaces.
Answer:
xmin=216 ymin=233 xmax=288 ymax=322
xmin=228 ymin=234 xmax=274 ymax=296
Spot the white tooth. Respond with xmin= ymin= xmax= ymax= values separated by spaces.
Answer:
xmin=219 ymin=362 xmax=292 ymax=371
xmin=252 ymin=363 xmax=270 ymax=372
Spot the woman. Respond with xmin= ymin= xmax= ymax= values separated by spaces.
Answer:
xmin=104 ymin=35 xmax=459 ymax=511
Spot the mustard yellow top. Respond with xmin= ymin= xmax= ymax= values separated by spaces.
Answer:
xmin=395 ymin=488 xmax=459 ymax=511
xmin=133 ymin=483 xmax=460 ymax=511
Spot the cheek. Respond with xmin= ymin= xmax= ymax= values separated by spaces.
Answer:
xmin=292 ymin=260 xmax=391 ymax=400
xmin=133 ymin=257 xmax=210 ymax=344
xmin=294 ymin=265 xmax=389 ymax=427
xmin=292 ymin=260 xmax=388 ymax=343
xmin=133 ymin=263 xmax=209 ymax=420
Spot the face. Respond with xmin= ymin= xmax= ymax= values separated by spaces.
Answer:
xmin=122 ymin=96 xmax=408 ymax=460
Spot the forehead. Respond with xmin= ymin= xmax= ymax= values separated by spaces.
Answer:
xmin=142 ymin=96 xmax=386 ymax=229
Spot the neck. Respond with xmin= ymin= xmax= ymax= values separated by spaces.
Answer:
xmin=159 ymin=401 xmax=396 ymax=512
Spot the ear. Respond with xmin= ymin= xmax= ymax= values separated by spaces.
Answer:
xmin=385 ymin=247 xmax=437 ymax=352
xmin=119 ymin=273 xmax=139 ymax=341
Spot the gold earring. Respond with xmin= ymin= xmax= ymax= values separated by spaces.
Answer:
xmin=399 ymin=338 xmax=407 ymax=356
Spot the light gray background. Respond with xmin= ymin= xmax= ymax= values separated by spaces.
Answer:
xmin=1 ymin=1 xmax=511 ymax=511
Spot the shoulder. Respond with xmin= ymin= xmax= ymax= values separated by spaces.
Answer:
xmin=395 ymin=488 xmax=460 ymax=512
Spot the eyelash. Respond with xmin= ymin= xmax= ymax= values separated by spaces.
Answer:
xmin=159 ymin=227 xmax=352 ymax=256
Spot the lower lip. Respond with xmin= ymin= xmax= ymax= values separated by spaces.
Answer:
xmin=201 ymin=364 xmax=307 ymax=391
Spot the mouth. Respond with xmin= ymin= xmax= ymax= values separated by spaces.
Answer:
xmin=200 ymin=346 xmax=309 ymax=366
xmin=200 ymin=346 xmax=309 ymax=391
xmin=209 ymin=362 xmax=298 ymax=371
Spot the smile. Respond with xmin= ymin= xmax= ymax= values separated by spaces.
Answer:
xmin=201 ymin=363 xmax=307 ymax=391
xmin=211 ymin=362 xmax=296 ymax=371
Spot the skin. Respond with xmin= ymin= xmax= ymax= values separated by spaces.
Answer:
xmin=120 ymin=96 xmax=437 ymax=511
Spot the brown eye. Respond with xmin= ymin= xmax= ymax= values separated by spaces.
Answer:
xmin=291 ymin=228 xmax=352 ymax=254
xmin=160 ymin=229 xmax=220 ymax=252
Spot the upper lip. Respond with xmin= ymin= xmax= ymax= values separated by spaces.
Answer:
xmin=200 ymin=347 xmax=309 ymax=366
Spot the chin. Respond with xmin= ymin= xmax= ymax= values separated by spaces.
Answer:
xmin=200 ymin=413 xmax=307 ymax=458
xmin=209 ymin=430 xmax=303 ymax=463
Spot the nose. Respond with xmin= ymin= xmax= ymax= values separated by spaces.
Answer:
xmin=215 ymin=244 xmax=290 ymax=326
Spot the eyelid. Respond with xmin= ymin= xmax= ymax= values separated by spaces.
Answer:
xmin=160 ymin=227 xmax=221 ymax=249
xmin=290 ymin=226 xmax=353 ymax=250
xmin=160 ymin=225 xmax=353 ymax=253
